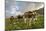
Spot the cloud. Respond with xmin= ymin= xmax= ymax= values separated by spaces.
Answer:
xmin=16 ymin=6 xmax=19 ymax=10
xmin=5 ymin=0 xmax=16 ymax=16
xmin=16 ymin=2 xmax=44 ymax=13
xmin=5 ymin=0 xmax=44 ymax=17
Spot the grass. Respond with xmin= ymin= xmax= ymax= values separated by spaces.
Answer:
xmin=32 ymin=16 xmax=44 ymax=29
xmin=5 ymin=15 xmax=44 ymax=30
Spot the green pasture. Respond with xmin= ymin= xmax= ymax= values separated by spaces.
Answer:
xmin=5 ymin=16 xmax=44 ymax=30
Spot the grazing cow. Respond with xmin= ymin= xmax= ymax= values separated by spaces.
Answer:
xmin=23 ymin=11 xmax=37 ymax=26
xmin=17 ymin=15 xmax=23 ymax=19
xmin=16 ymin=15 xmax=23 ymax=22
xmin=23 ymin=11 xmax=33 ymax=23
xmin=10 ymin=16 xmax=14 ymax=24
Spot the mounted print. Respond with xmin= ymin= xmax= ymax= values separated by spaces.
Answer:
xmin=5 ymin=0 xmax=44 ymax=31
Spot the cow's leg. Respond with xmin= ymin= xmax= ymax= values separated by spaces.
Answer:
xmin=23 ymin=16 xmax=27 ymax=23
xmin=33 ymin=17 xmax=37 ymax=21
xmin=33 ymin=15 xmax=37 ymax=21
xmin=32 ymin=16 xmax=37 ymax=24
xmin=29 ymin=18 xmax=32 ymax=26
xmin=24 ymin=18 xmax=27 ymax=23
xmin=35 ymin=16 xmax=37 ymax=20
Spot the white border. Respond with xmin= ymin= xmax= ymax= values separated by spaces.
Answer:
xmin=0 ymin=0 xmax=46 ymax=31
xmin=0 ymin=0 xmax=5 ymax=31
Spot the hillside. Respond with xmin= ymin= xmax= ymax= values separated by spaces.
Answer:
xmin=33 ymin=8 xmax=44 ymax=15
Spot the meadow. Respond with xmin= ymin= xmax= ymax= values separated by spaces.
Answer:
xmin=5 ymin=15 xmax=44 ymax=30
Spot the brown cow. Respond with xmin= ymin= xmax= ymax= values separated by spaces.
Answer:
xmin=23 ymin=11 xmax=37 ymax=26
xmin=23 ymin=11 xmax=33 ymax=23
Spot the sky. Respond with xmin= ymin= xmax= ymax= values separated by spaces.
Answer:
xmin=5 ymin=0 xmax=44 ymax=18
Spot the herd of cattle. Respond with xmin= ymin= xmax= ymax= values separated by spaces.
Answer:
xmin=10 ymin=11 xmax=38 ymax=25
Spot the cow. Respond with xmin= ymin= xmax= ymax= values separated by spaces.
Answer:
xmin=23 ymin=11 xmax=32 ymax=23
xmin=23 ymin=11 xmax=37 ymax=26
xmin=16 ymin=15 xmax=23 ymax=22
xmin=10 ymin=16 xmax=14 ymax=24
